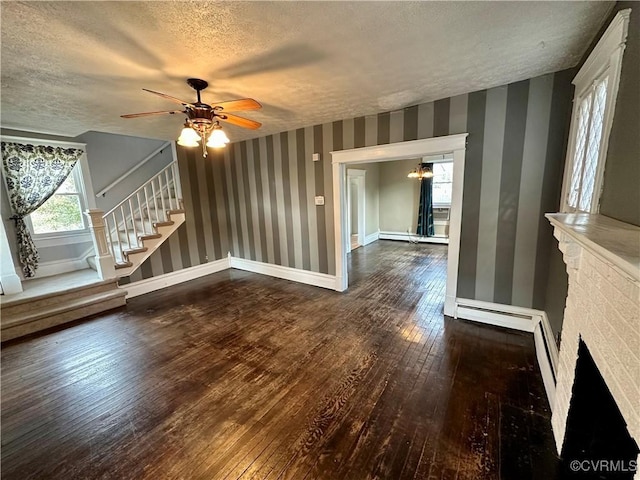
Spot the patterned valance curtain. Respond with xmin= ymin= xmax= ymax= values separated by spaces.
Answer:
xmin=416 ymin=163 xmax=435 ymax=237
xmin=1 ymin=142 xmax=84 ymax=277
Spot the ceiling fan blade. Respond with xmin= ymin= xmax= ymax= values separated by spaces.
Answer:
xmin=219 ymin=113 xmax=262 ymax=130
xmin=142 ymin=88 xmax=194 ymax=107
xmin=213 ymin=98 xmax=262 ymax=112
xmin=121 ymin=110 xmax=184 ymax=119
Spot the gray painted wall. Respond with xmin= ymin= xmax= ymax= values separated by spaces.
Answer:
xmin=128 ymin=70 xmax=574 ymax=343
xmin=599 ymin=3 xmax=639 ymax=226
xmin=76 ymin=131 xmax=173 ymax=213
xmin=378 ymin=159 xmax=421 ymax=233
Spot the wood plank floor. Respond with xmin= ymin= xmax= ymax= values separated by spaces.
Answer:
xmin=1 ymin=241 xmax=560 ymax=479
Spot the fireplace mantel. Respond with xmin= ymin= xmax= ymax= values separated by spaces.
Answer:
xmin=546 ymin=212 xmax=639 ymax=473
xmin=546 ymin=213 xmax=640 ymax=281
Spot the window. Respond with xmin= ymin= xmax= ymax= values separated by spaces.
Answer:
xmin=432 ymin=161 xmax=453 ymax=206
xmin=28 ymin=163 xmax=87 ymax=235
xmin=561 ymin=10 xmax=630 ymax=213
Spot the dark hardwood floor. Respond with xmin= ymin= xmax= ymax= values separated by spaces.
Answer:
xmin=1 ymin=241 xmax=560 ymax=479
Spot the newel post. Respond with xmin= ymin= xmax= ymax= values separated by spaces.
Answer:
xmin=85 ymin=209 xmax=116 ymax=280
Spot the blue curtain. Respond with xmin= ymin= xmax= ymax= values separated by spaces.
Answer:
xmin=416 ymin=163 xmax=434 ymax=236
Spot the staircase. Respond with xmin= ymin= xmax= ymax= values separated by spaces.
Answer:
xmin=100 ymin=161 xmax=185 ymax=278
xmin=1 ymin=157 xmax=185 ymax=342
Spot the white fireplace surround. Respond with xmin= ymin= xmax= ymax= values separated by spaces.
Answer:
xmin=547 ymin=213 xmax=639 ymax=468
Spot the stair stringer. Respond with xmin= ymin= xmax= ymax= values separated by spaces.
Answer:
xmin=114 ymin=211 xmax=185 ymax=278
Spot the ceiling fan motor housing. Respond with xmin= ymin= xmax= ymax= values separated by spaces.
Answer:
xmin=188 ymin=105 xmax=215 ymax=126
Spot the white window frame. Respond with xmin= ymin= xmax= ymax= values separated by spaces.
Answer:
xmin=25 ymin=162 xmax=90 ymax=240
xmin=560 ymin=9 xmax=631 ymax=214
xmin=1 ymin=135 xmax=94 ymax=247
xmin=431 ymin=160 xmax=454 ymax=208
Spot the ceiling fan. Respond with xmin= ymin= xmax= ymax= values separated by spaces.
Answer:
xmin=121 ymin=78 xmax=262 ymax=157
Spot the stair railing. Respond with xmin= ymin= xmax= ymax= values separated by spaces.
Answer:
xmin=102 ymin=160 xmax=181 ymax=263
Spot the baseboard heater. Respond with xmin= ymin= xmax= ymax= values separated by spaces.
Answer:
xmin=456 ymin=299 xmax=538 ymax=333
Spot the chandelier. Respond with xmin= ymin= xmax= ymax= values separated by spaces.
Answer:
xmin=407 ymin=164 xmax=433 ymax=179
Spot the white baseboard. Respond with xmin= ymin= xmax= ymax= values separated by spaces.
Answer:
xmin=230 ymin=257 xmax=337 ymax=290
xmin=32 ymin=243 xmax=97 ymax=279
xmin=122 ymin=255 xmax=337 ymax=298
xmin=122 ymin=257 xmax=231 ymax=298
xmin=34 ymin=257 xmax=90 ymax=279
xmin=534 ymin=322 xmax=556 ymax=411
xmin=364 ymin=231 xmax=379 ymax=246
xmin=455 ymin=298 xmax=541 ymax=333
xmin=379 ymin=231 xmax=449 ymax=245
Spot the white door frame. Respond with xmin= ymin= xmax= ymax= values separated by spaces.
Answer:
xmin=347 ymin=169 xmax=366 ymax=252
xmin=331 ymin=134 xmax=468 ymax=317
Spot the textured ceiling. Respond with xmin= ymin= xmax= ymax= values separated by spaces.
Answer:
xmin=1 ymin=1 xmax=613 ymax=143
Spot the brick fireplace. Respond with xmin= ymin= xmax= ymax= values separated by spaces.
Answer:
xmin=547 ymin=213 xmax=639 ymax=477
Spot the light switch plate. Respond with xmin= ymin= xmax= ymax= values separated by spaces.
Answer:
xmin=312 ymin=153 xmax=321 ymax=162
xmin=314 ymin=196 xmax=325 ymax=205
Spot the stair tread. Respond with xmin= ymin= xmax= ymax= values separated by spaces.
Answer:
xmin=105 ymin=202 xmax=185 ymax=278
xmin=2 ymin=289 xmax=126 ymax=329
xmin=1 ymin=278 xmax=118 ymax=308
xmin=123 ymin=247 xmax=148 ymax=255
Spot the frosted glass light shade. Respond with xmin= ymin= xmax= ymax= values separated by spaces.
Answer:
xmin=177 ymin=126 xmax=200 ymax=147
xmin=206 ymin=128 xmax=230 ymax=148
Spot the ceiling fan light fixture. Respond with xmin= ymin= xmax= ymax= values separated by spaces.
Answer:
xmin=206 ymin=123 xmax=230 ymax=148
xmin=122 ymin=78 xmax=262 ymax=158
xmin=177 ymin=124 xmax=200 ymax=147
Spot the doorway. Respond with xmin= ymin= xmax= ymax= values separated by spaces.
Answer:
xmin=331 ymin=134 xmax=467 ymax=317
xmin=347 ymin=169 xmax=366 ymax=252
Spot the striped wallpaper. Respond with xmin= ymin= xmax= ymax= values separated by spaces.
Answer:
xmin=122 ymin=69 xmax=573 ymax=315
